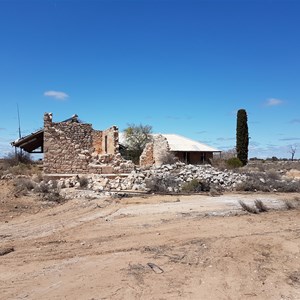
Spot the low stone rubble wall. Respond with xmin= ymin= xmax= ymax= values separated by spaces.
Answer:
xmin=55 ymin=162 xmax=248 ymax=194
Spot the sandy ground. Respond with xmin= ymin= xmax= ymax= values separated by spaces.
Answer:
xmin=1 ymin=180 xmax=300 ymax=300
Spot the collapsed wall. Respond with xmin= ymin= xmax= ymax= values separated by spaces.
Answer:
xmin=43 ymin=113 xmax=134 ymax=174
xmin=140 ymin=134 xmax=170 ymax=167
xmin=54 ymin=162 xmax=249 ymax=196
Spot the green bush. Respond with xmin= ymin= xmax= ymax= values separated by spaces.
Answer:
xmin=226 ymin=157 xmax=243 ymax=169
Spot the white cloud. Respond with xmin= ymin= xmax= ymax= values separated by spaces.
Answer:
xmin=279 ymin=137 xmax=300 ymax=141
xmin=265 ymin=98 xmax=283 ymax=106
xmin=44 ymin=90 xmax=69 ymax=100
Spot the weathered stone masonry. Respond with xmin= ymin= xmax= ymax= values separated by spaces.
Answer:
xmin=140 ymin=134 xmax=170 ymax=167
xmin=43 ymin=113 xmax=132 ymax=174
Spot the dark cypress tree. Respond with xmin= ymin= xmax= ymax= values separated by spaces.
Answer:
xmin=236 ymin=109 xmax=249 ymax=166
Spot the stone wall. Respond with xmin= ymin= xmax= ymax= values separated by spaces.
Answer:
xmin=92 ymin=131 xmax=103 ymax=154
xmin=153 ymin=135 xmax=170 ymax=166
xmin=44 ymin=113 xmax=94 ymax=174
xmin=43 ymin=113 xmax=133 ymax=174
xmin=101 ymin=126 xmax=119 ymax=155
xmin=140 ymin=134 xmax=214 ymax=167
xmin=139 ymin=142 xmax=154 ymax=167
xmin=140 ymin=135 xmax=169 ymax=167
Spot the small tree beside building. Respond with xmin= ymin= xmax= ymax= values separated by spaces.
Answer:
xmin=236 ymin=109 xmax=249 ymax=166
xmin=122 ymin=124 xmax=153 ymax=164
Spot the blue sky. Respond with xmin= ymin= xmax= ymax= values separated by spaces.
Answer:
xmin=0 ymin=0 xmax=299 ymax=159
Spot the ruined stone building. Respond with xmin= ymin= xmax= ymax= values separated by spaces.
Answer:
xmin=12 ymin=113 xmax=221 ymax=174
xmin=12 ymin=113 xmax=134 ymax=175
xmin=123 ymin=134 xmax=221 ymax=167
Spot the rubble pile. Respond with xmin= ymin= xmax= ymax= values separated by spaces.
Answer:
xmin=57 ymin=162 xmax=248 ymax=194
xmin=89 ymin=153 xmax=135 ymax=174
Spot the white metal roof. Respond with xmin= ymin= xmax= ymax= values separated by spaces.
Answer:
xmin=119 ymin=132 xmax=220 ymax=152
xmin=156 ymin=134 xmax=221 ymax=152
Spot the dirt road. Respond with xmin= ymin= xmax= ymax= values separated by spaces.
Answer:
xmin=1 ymin=189 xmax=300 ymax=299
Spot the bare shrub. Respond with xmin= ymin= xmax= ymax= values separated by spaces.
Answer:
xmin=181 ymin=178 xmax=210 ymax=193
xmin=13 ymin=178 xmax=35 ymax=196
xmin=238 ymin=200 xmax=258 ymax=214
xmin=236 ymin=177 xmax=271 ymax=192
xmin=6 ymin=164 xmax=31 ymax=176
xmin=285 ymin=201 xmax=296 ymax=210
xmin=3 ymin=151 xmax=33 ymax=167
xmin=42 ymin=190 xmax=65 ymax=203
xmin=288 ymin=271 xmax=300 ymax=286
xmin=266 ymin=169 xmax=281 ymax=180
xmin=32 ymin=172 xmax=44 ymax=183
xmin=209 ymin=184 xmax=224 ymax=196
xmin=33 ymin=181 xmax=65 ymax=203
xmin=210 ymin=158 xmax=227 ymax=170
xmin=211 ymin=149 xmax=237 ymax=170
xmin=160 ymin=151 xmax=177 ymax=165
xmin=254 ymin=200 xmax=268 ymax=212
xmin=294 ymin=196 xmax=300 ymax=202
xmin=145 ymin=175 xmax=178 ymax=193
xmin=284 ymin=197 xmax=300 ymax=210
xmin=224 ymin=148 xmax=237 ymax=159
xmin=50 ymin=180 xmax=58 ymax=189
xmin=236 ymin=170 xmax=300 ymax=193
xmin=271 ymin=180 xmax=300 ymax=193
xmin=34 ymin=182 xmax=50 ymax=194
xmin=78 ymin=176 xmax=89 ymax=188
xmin=15 ymin=177 xmax=35 ymax=190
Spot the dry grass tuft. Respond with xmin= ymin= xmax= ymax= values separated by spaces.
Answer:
xmin=254 ymin=200 xmax=268 ymax=212
xmin=285 ymin=201 xmax=296 ymax=210
xmin=238 ymin=200 xmax=258 ymax=214
xmin=13 ymin=178 xmax=36 ymax=197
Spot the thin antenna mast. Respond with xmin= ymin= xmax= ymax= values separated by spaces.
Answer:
xmin=16 ymin=103 xmax=22 ymax=159
xmin=17 ymin=103 xmax=21 ymax=139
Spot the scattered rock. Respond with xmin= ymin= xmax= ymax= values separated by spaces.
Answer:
xmin=54 ymin=162 xmax=248 ymax=198
xmin=147 ymin=262 xmax=164 ymax=274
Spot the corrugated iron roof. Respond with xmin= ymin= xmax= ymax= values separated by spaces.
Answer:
xmin=119 ymin=132 xmax=220 ymax=152
xmin=157 ymin=134 xmax=221 ymax=152
xmin=11 ymin=129 xmax=44 ymax=153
